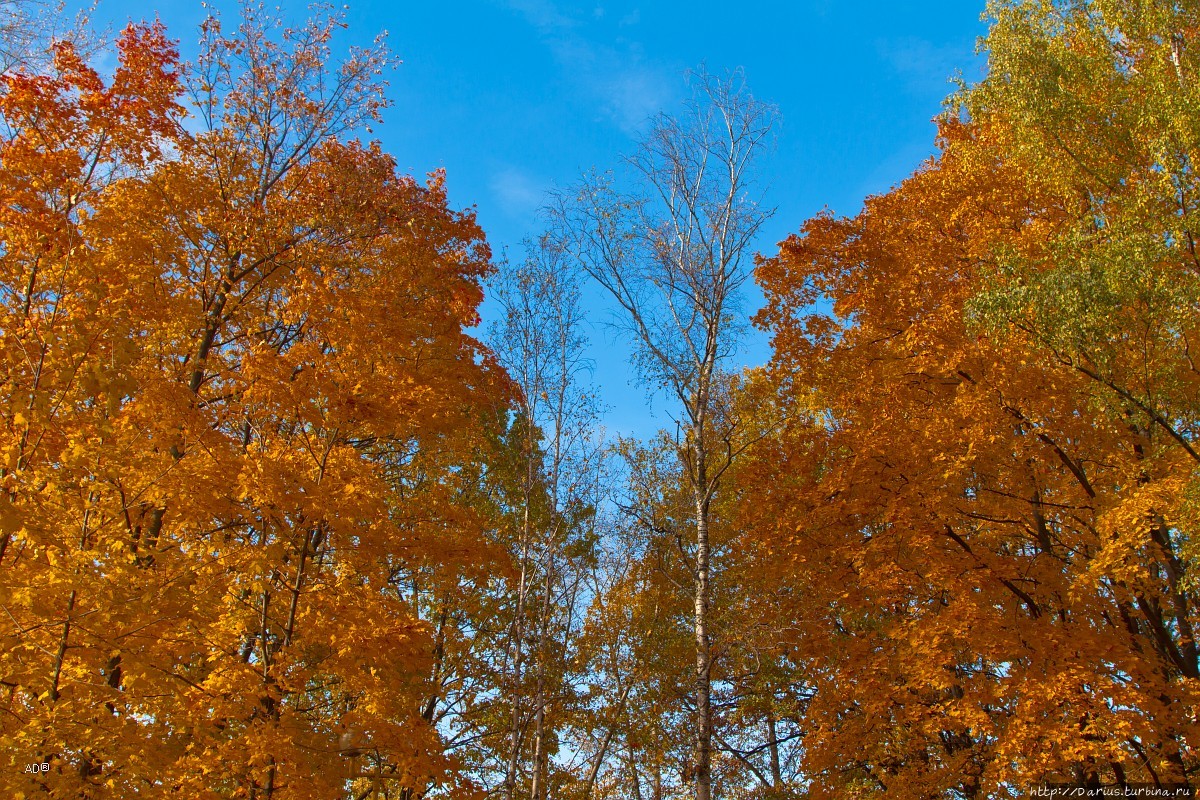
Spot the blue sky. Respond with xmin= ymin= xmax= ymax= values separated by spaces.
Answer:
xmin=73 ymin=0 xmax=989 ymax=438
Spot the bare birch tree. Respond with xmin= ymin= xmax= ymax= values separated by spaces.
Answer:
xmin=550 ymin=67 xmax=779 ymax=800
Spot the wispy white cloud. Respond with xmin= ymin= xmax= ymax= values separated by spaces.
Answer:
xmin=877 ymin=36 xmax=974 ymax=96
xmin=595 ymin=65 xmax=671 ymax=133
xmin=496 ymin=0 xmax=676 ymax=134
xmin=489 ymin=166 xmax=547 ymax=219
xmin=503 ymin=0 xmax=576 ymax=32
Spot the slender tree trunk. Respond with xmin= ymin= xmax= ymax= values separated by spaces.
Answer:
xmin=422 ymin=600 xmax=450 ymax=722
xmin=531 ymin=571 xmax=553 ymax=800
xmin=505 ymin=453 xmax=535 ymax=800
xmin=693 ymin=444 xmax=713 ymax=800
xmin=767 ymin=708 xmax=782 ymax=789
xmin=48 ymin=590 xmax=77 ymax=702
xmin=582 ymin=682 xmax=632 ymax=799
xmin=530 ymin=705 xmax=547 ymax=800
xmin=283 ymin=526 xmax=313 ymax=647
xmin=628 ymin=742 xmax=644 ymax=800
xmin=531 ymin=712 xmax=548 ymax=800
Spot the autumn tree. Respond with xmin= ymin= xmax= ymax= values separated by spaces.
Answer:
xmin=746 ymin=0 xmax=1200 ymax=794
xmin=551 ymin=68 xmax=779 ymax=800
xmin=0 ymin=6 xmax=510 ymax=798
xmin=489 ymin=234 xmax=604 ymax=800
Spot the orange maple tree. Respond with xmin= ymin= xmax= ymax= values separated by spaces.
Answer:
xmin=0 ymin=10 xmax=510 ymax=799
xmin=749 ymin=25 xmax=1199 ymax=796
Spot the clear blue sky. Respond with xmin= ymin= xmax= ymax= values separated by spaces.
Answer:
xmin=72 ymin=0 xmax=989 ymax=439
